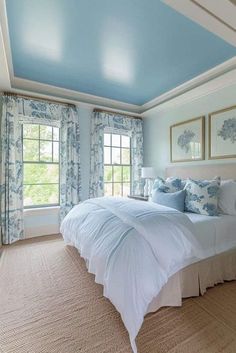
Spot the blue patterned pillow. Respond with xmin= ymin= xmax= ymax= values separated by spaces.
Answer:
xmin=152 ymin=189 xmax=186 ymax=212
xmin=185 ymin=178 xmax=220 ymax=216
xmin=152 ymin=177 xmax=183 ymax=193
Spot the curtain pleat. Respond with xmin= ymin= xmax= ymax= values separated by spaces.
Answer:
xmin=89 ymin=111 xmax=143 ymax=198
xmin=60 ymin=106 xmax=80 ymax=219
xmin=0 ymin=95 xmax=24 ymax=244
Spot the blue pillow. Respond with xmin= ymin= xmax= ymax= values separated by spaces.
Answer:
xmin=152 ymin=189 xmax=186 ymax=212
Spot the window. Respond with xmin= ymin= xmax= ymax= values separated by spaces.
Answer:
xmin=104 ymin=132 xmax=131 ymax=197
xmin=23 ymin=124 xmax=60 ymax=208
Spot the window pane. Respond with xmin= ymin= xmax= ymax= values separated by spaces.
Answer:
xmin=123 ymin=166 xmax=130 ymax=182
xmin=104 ymin=133 xmax=111 ymax=146
xmin=113 ymin=183 xmax=122 ymax=196
xmin=40 ymin=141 xmax=52 ymax=162
xmin=53 ymin=142 xmax=59 ymax=162
xmin=104 ymin=166 xmax=112 ymax=182
xmin=23 ymin=140 xmax=39 ymax=161
xmin=123 ymin=183 xmax=130 ymax=197
xmin=104 ymin=147 xmax=111 ymax=164
xmin=112 ymin=134 xmax=120 ymax=147
xmin=121 ymin=135 xmax=130 ymax=148
xmin=23 ymin=124 xmax=39 ymax=139
xmin=24 ymin=163 xmax=59 ymax=184
xmin=121 ymin=148 xmax=130 ymax=165
xmin=40 ymin=125 xmax=52 ymax=140
xmin=113 ymin=166 xmax=122 ymax=182
xmin=104 ymin=183 xmax=113 ymax=196
xmin=24 ymin=184 xmax=59 ymax=207
xmin=112 ymin=148 xmax=120 ymax=164
xmin=53 ymin=127 xmax=59 ymax=141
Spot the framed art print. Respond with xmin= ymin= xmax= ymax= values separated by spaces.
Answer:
xmin=209 ymin=105 xmax=236 ymax=159
xmin=170 ymin=116 xmax=205 ymax=163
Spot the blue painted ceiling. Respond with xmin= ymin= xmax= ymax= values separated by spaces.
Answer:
xmin=6 ymin=0 xmax=236 ymax=105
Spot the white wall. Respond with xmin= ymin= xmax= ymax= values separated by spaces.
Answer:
xmin=0 ymin=95 xmax=2 ymax=245
xmin=143 ymin=83 xmax=236 ymax=177
xmin=24 ymin=104 xmax=92 ymax=238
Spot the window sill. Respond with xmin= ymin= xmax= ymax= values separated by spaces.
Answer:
xmin=24 ymin=206 xmax=60 ymax=217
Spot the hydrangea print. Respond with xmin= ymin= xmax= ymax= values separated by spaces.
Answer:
xmin=218 ymin=118 xmax=236 ymax=143
xmin=177 ymin=130 xmax=195 ymax=153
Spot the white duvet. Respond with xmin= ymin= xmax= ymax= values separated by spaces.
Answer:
xmin=60 ymin=197 xmax=203 ymax=353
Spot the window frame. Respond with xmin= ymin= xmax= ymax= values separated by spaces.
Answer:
xmin=22 ymin=124 xmax=60 ymax=209
xmin=103 ymin=132 xmax=132 ymax=197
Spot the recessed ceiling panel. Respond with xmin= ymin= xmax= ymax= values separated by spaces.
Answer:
xmin=5 ymin=0 xmax=236 ymax=105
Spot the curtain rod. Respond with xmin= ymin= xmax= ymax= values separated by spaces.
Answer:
xmin=4 ymin=91 xmax=76 ymax=107
xmin=94 ymin=108 xmax=142 ymax=120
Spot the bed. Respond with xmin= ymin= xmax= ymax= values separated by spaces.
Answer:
xmin=60 ymin=163 xmax=236 ymax=353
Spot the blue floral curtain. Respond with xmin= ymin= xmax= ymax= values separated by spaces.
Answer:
xmin=0 ymin=95 xmax=80 ymax=244
xmin=0 ymin=95 xmax=24 ymax=244
xmin=89 ymin=111 xmax=143 ymax=198
xmin=18 ymin=98 xmax=81 ymax=220
xmin=60 ymin=106 xmax=80 ymax=220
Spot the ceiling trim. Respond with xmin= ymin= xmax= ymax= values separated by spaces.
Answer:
xmin=142 ymin=67 xmax=236 ymax=116
xmin=0 ymin=0 xmax=10 ymax=90
xmin=191 ymin=0 xmax=236 ymax=33
xmin=0 ymin=0 xmax=236 ymax=115
xmin=141 ymin=56 xmax=236 ymax=113
xmin=163 ymin=0 xmax=236 ymax=47
xmin=11 ymin=76 xmax=142 ymax=114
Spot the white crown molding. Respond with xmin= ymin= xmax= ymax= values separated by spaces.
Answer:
xmin=0 ymin=0 xmax=14 ymax=82
xmin=141 ymin=56 xmax=236 ymax=114
xmin=11 ymin=76 xmax=142 ymax=114
xmin=142 ymin=66 xmax=236 ymax=116
xmin=0 ymin=1 xmax=10 ymax=90
xmin=0 ymin=0 xmax=236 ymax=116
xmin=163 ymin=0 xmax=236 ymax=47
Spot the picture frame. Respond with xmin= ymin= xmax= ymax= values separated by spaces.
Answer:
xmin=170 ymin=116 xmax=205 ymax=163
xmin=209 ymin=105 xmax=236 ymax=160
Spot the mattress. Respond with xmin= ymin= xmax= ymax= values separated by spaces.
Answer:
xmin=185 ymin=212 xmax=236 ymax=258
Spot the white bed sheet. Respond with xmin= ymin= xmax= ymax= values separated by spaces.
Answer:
xmin=185 ymin=212 xmax=236 ymax=258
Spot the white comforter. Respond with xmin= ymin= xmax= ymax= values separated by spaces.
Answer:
xmin=60 ymin=197 xmax=203 ymax=353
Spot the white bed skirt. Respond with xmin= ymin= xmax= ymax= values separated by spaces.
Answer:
xmin=147 ymin=248 xmax=236 ymax=314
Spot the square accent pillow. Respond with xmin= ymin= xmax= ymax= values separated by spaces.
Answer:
xmin=185 ymin=178 xmax=220 ymax=216
xmin=152 ymin=177 xmax=183 ymax=193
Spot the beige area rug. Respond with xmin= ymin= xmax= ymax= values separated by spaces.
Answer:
xmin=1 ymin=235 xmax=236 ymax=353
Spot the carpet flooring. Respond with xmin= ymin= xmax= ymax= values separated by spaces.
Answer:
xmin=1 ymin=235 xmax=236 ymax=353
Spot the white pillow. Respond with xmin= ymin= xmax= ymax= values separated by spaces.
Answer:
xmin=219 ymin=181 xmax=236 ymax=216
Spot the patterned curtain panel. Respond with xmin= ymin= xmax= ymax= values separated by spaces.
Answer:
xmin=60 ymin=106 xmax=80 ymax=219
xmin=89 ymin=111 xmax=143 ymax=198
xmin=0 ymin=96 xmax=80 ymax=244
xmin=18 ymin=98 xmax=81 ymax=220
xmin=0 ymin=95 xmax=24 ymax=244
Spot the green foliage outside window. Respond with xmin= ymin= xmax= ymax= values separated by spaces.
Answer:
xmin=23 ymin=124 xmax=60 ymax=207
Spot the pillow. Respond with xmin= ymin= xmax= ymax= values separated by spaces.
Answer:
xmin=152 ymin=189 xmax=186 ymax=212
xmin=218 ymin=181 xmax=236 ymax=216
xmin=152 ymin=177 xmax=183 ymax=193
xmin=184 ymin=178 xmax=220 ymax=216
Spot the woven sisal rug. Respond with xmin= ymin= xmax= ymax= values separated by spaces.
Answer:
xmin=1 ymin=235 xmax=236 ymax=353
